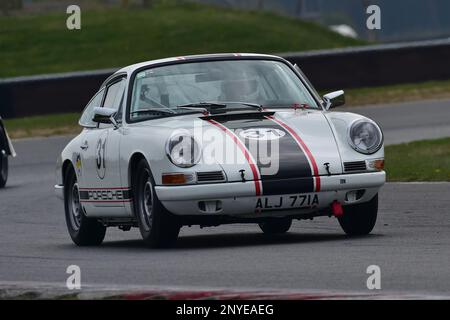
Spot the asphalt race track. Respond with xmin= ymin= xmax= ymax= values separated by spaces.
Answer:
xmin=343 ymin=99 xmax=450 ymax=145
xmin=1 ymin=99 xmax=450 ymax=296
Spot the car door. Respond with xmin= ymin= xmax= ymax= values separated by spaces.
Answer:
xmin=77 ymin=87 xmax=104 ymax=189
xmin=80 ymin=76 xmax=128 ymax=217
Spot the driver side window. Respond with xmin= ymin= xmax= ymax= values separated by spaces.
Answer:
xmin=79 ymin=88 xmax=105 ymax=127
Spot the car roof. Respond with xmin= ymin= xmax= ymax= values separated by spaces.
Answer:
xmin=114 ymin=53 xmax=284 ymax=77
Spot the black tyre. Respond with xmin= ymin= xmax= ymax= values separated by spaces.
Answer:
xmin=259 ymin=218 xmax=292 ymax=234
xmin=0 ymin=127 xmax=9 ymax=188
xmin=64 ymin=167 xmax=106 ymax=246
xmin=338 ymin=194 xmax=378 ymax=236
xmin=133 ymin=159 xmax=180 ymax=248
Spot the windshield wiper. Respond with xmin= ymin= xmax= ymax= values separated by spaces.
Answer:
xmin=130 ymin=108 xmax=176 ymax=116
xmin=177 ymin=101 xmax=263 ymax=113
xmin=218 ymin=101 xmax=264 ymax=111
xmin=177 ymin=102 xmax=227 ymax=110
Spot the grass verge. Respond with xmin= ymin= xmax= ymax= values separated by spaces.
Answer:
xmin=342 ymin=79 xmax=450 ymax=106
xmin=385 ymin=138 xmax=450 ymax=182
xmin=4 ymin=113 xmax=81 ymax=139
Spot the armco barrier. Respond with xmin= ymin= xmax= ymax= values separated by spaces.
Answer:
xmin=0 ymin=69 xmax=116 ymax=118
xmin=282 ymin=39 xmax=450 ymax=90
xmin=1 ymin=39 xmax=450 ymax=118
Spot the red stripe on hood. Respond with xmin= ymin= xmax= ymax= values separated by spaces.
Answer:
xmin=206 ymin=119 xmax=262 ymax=196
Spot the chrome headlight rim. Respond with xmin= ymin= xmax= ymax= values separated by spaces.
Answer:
xmin=347 ymin=118 xmax=383 ymax=155
xmin=165 ymin=131 xmax=202 ymax=168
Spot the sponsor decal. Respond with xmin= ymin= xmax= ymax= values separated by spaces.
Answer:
xmin=75 ymin=153 xmax=82 ymax=177
xmin=79 ymin=188 xmax=131 ymax=203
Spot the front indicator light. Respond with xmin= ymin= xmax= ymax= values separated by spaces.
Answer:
xmin=162 ymin=173 xmax=196 ymax=185
xmin=367 ymin=159 xmax=385 ymax=171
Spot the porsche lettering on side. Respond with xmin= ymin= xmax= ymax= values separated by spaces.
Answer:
xmin=0 ymin=116 xmax=16 ymax=188
xmin=55 ymin=54 xmax=385 ymax=248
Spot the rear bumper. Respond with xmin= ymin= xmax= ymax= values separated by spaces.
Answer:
xmin=155 ymin=171 xmax=385 ymax=217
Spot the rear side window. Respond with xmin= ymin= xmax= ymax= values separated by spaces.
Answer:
xmin=79 ymin=88 xmax=105 ymax=127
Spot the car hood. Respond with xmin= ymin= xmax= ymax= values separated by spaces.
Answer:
xmin=133 ymin=109 xmax=343 ymax=185
xmin=204 ymin=109 xmax=343 ymax=183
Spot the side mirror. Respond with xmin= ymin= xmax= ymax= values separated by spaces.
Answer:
xmin=323 ymin=90 xmax=345 ymax=110
xmin=92 ymin=107 xmax=119 ymax=128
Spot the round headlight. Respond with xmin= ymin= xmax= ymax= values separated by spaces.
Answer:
xmin=348 ymin=119 xmax=383 ymax=154
xmin=166 ymin=131 xmax=201 ymax=168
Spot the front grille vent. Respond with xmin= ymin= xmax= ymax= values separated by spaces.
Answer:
xmin=196 ymin=171 xmax=226 ymax=183
xmin=344 ymin=161 xmax=367 ymax=172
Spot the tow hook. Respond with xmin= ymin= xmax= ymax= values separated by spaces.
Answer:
xmin=331 ymin=200 xmax=344 ymax=217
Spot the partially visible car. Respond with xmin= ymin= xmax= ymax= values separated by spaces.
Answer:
xmin=0 ymin=116 xmax=16 ymax=188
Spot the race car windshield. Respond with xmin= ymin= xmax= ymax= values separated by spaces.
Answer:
xmin=130 ymin=59 xmax=319 ymax=120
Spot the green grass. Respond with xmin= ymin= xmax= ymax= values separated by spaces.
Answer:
xmin=342 ymin=79 xmax=450 ymax=106
xmin=4 ymin=113 xmax=80 ymax=138
xmin=0 ymin=1 xmax=364 ymax=78
xmin=386 ymin=138 xmax=450 ymax=181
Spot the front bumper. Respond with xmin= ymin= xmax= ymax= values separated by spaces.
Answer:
xmin=155 ymin=171 xmax=385 ymax=217
xmin=54 ymin=184 xmax=64 ymax=200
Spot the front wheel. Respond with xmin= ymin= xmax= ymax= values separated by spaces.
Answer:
xmin=338 ymin=194 xmax=378 ymax=236
xmin=259 ymin=218 xmax=292 ymax=234
xmin=64 ymin=167 xmax=106 ymax=246
xmin=133 ymin=159 xmax=180 ymax=248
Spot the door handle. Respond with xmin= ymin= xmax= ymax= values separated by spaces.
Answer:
xmin=80 ymin=142 xmax=89 ymax=150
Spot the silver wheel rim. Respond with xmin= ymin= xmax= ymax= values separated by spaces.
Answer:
xmin=140 ymin=174 xmax=153 ymax=232
xmin=69 ymin=183 xmax=82 ymax=230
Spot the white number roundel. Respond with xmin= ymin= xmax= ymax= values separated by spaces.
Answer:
xmin=239 ymin=128 xmax=286 ymax=141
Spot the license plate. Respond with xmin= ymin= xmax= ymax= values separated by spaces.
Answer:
xmin=255 ymin=194 xmax=319 ymax=210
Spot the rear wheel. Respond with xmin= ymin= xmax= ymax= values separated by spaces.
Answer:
xmin=338 ymin=194 xmax=378 ymax=236
xmin=133 ymin=159 xmax=180 ymax=248
xmin=259 ymin=218 xmax=292 ymax=234
xmin=0 ymin=127 xmax=9 ymax=188
xmin=64 ymin=167 xmax=106 ymax=246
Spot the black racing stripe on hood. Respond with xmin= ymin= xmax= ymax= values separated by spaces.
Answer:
xmin=210 ymin=117 xmax=314 ymax=195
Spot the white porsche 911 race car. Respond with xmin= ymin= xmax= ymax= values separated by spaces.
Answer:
xmin=0 ymin=117 xmax=16 ymax=188
xmin=55 ymin=53 xmax=385 ymax=247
